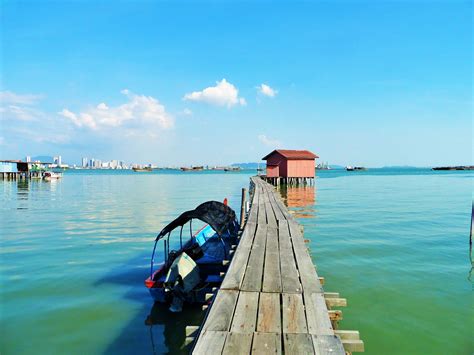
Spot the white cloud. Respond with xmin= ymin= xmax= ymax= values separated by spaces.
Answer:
xmin=183 ymin=79 xmax=246 ymax=108
xmin=0 ymin=90 xmax=45 ymax=121
xmin=1 ymin=105 xmax=41 ymax=121
xmin=59 ymin=90 xmax=174 ymax=131
xmin=257 ymin=84 xmax=277 ymax=98
xmin=258 ymin=134 xmax=281 ymax=147
xmin=0 ymin=91 xmax=43 ymax=105
xmin=182 ymin=108 xmax=193 ymax=116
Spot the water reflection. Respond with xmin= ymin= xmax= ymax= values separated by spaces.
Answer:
xmin=145 ymin=302 xmax=203 ymax=354
xmin=278 ymin=185 xmax=316 ymax=218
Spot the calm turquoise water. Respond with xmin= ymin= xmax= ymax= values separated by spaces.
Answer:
xmin=1 ymin=169 xmax=472 ymax=354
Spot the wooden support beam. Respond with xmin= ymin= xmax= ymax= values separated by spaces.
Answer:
xmin=184 ymin=337 xmax=195 ymax=346
xmin=334 ymin=330 xmax=360 ymax=340
xmin=326 ymin=298 xmax=347 ymax=308
xmin=324 ymin=292 xmax=340 ymax=298
xmin=185 ymin=326 xmax=199 ymax=337
xmin=220 ymin=272 xmax=226 ymax=277
xmin=328 ymin=310 xmax=343 ymax=321
xmin=222 ymin=260 xmax=230 ymax=266
xmin=205 ymin=293 xmax=214 ymax=302
xmin=342 ymin=339 xmax=365 ymax=353
xmin=318 ymin=277 xmax=325 ymax=285
xmin=202 ymin=305 xmax=208 ymax=311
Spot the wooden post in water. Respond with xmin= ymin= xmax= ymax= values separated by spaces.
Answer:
xmin=470 ymin=202 xmax=473 ymax=246
xmin=240 ymin=187 xmax=247 ymax=229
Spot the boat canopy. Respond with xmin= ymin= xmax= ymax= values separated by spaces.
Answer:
xmin=155 ymin=201 xmax=238 ymax=241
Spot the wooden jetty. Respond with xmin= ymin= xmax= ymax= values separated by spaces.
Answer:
xmin=190 ymin=176 xmax=363 ymax=354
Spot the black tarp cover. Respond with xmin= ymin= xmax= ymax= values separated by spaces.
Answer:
xmin=155 ymin=201 xmax=237 ymax=240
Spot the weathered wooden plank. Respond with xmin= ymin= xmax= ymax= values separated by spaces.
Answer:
xmin=269 ymin=195 xmax=286 ymax=221
xmin=221 ymin=221 xmax=257 ymax=290
xmin=257 ymin=188 xmax=267 ymax=225
xmin=304 ymin=293 xmax=334 ymax=335
xmin=263 ymin=187 xmax=278 ymax=228
xmin=262 ymin=227 xmax=282 ymax=293
xmin=311 ymin=335 xmax=345 ymax=355
xmin=269 ymin=192 xmax=292 ymax=220
xmin=278 ymin=221 xmax=302 ymax=293
xmin=342 ymin=339 xmax=365 ymax=353
xmin=288 ymin=221 xmax=323 ymax=294
xmin=239 ymin=221 xmax=257 ymax=249
xmin=334 ymin=330 xmax=360 ymax=340
xmin=325 ymin=298 xmax=347 ymax=308
xmin=265 ymin=202 xmax=278 ymax=228
xmin=252 ymin=332 xmax=282 ymax=354
xmin=282 ymin=293 xmax=307 ymax=333
xmin=222 ymin=332 xmax=253 ymax=354
xmin=220 ymin=246 xmax=251 ymax=290
xmin=192 ymin=330 xmax=227 ymax=354
xmin=202 ymin=290 xmax=239 ymax=332
xmin=230 ymin=291 xmax=259 ymax=333
xmin=241 ymin=224 xmax=267 ymax=291
xmin=247 ymin=183 xmax=260 ymax=224
xmin=279 ymin=256 xmax=302 ymax=293
xmin=257 ymin=292 xmax=281 ymax=333
xmin=283 ymin=333 xmax=315 ymax=354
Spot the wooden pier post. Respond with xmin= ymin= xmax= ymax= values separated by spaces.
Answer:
xmin=240 ymin=188 xmax=247 ymax=229
xmin=470 ymin=202 xmax=473 ymax=246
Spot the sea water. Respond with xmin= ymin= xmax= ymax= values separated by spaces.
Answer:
xmin=0 ymin=169 xmax=472 ymax=354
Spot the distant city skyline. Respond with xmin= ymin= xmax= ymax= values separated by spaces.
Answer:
xmin=1 ymin=1 xmax=472 ymax=167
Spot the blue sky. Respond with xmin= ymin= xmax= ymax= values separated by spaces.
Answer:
xmin=0 ymin=1 xmax=471 ymax=166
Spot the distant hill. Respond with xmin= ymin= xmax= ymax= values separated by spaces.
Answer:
xmin=381 ymin=166 xmax=422 ymax=169
xmin=30 ymin=155 xmax=54 ymax=163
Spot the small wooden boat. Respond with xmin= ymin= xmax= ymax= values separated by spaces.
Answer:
xmin=145 ymin=200 xmax=239 ymax=312
xmin=432 ymin=166 xmax=474 ymax=171
xmin=43 ymin=171 xmax=62 ymax=180
xmin=181 ymin=166 xmax=204 ymax=171
xmin=132 ymin=167 xmax=152 ymax=172
xmin=224 ymin=167 xmax=241 ymax=172
xmin=346 ymin=166 xmax=367 ymax=171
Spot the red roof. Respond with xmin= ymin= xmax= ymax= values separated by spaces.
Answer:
xmin=262 ymin=149 xmax=319 ymax=160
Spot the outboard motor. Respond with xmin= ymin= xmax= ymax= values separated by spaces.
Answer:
xmin=164 ymin=252 xmax=200 ymax=312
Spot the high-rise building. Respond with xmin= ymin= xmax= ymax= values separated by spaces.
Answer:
xmin=82 ymin=157 xmax=88 ymax=168
xmin=89 ymin=158 xmax=95 ymax=168
xmin=110 ymin=160 xmax=118 ymax=169
xmin=25 ymin=156 xmax=31 ymax=163
xmin=53 ymin=156 xmax=62 ymax=165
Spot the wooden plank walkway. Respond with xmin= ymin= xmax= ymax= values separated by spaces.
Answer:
xmin=192 ymin=177 xmax=362 ymax=354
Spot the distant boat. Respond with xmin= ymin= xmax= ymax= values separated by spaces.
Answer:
xmin=133 ymin=167 xmax=152 ymax=172
xmin=224 ymin=167 xmax=241 ymax=172
xmin=181 ymin=166 xmax=203 ymax=171
xmin=432 ymin=166 xmax=474 ymax=171
xmin=316 ymin=162 xmax=331 ymax=170
xmin=346 ymin=166 xmax=367 ymax=171
xmin=43 ymin=171 xmax=62 ymax=180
